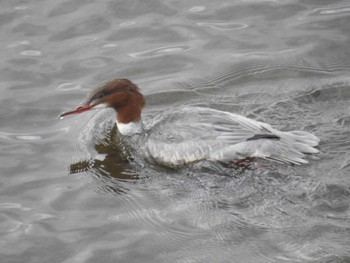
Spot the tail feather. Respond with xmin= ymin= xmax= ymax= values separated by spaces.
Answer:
xmin=292 ymin=141 xmax=319 ymax=154
xmin=252 ymin=130 xmax=320 ymax=165
xmin=285 ymin=130 xmax=320 ymax=147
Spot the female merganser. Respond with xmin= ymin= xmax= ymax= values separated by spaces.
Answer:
xmin=60 ymin=79 xmax=319 ymax=166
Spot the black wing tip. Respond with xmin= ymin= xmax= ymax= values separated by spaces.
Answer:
xmin=246 ymin=134 xmax=280 ymax=141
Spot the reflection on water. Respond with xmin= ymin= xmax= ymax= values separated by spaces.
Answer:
xmin=1 ymin=0 xmax=350 ymax=262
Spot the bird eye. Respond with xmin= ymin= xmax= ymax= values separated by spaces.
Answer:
xmin=98 ymin=93 xmax=104 ymax=99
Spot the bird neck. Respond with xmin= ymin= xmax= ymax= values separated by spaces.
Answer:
xmin=112 ymin=89 xmax=145 ymax=136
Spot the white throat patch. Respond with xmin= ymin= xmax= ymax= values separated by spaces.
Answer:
xmin=116 ymin=120 xmax=143 ymax=136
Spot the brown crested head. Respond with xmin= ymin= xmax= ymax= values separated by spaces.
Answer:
xmin=60 ymin=79 xmax=145 ymax=124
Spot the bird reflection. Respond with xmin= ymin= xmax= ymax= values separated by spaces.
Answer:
xmin=69 ymin=125 xmax=142 ymax=186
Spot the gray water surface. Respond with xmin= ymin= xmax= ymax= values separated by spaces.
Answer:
xmin=1 ymin=1 xmax=350 ymax=262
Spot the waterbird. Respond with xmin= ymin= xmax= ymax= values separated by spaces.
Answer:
xmin=60 ymin=79 xmax=319 ymax=166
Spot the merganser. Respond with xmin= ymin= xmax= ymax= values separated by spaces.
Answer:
xmin=60 ymin=79 xmax=320 ymax=166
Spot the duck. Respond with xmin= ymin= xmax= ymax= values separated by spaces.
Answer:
xmin=60 ymin=78 xmax=320 ymax=166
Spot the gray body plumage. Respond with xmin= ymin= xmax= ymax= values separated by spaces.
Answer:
xmin=140 ymin=107 xmax=319 ymax=166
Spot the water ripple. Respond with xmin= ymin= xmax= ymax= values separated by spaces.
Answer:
xmin=120 ymin=21 xmax=137 ymax=27
xmin=6 ymin=40 xmax=30 ymax=48
xmin=80 ymin=57 xmax=109 ymax=68
xmin=188 ymin=6 xmax=206 ymax=13
xmin=14 ymin=6 xmax=28 ymax=11
xmin=20 ymin=50 xmax=42 ymax=56
xmin=310 ymin=6 xmax=350 ymax=16
xmin=197 ymin=22 xmax=248 ymax=30
xmin=129 ymin=45 xmax=191 ymax=58
xmin=0 ymin=202 xmax=31 ymax=211
xmin=0 ymin=128 xmax=69 ymax=142
xmin=57 ymin=82 xmax=82 ymax=91
xmin=101 ymin=43 xmax=118 ymax=48
xmin=185 ymin=53 xmax=350 ymax=94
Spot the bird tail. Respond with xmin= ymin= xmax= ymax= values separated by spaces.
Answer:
xmin=264 ymin=130 xmax=320 ymax=165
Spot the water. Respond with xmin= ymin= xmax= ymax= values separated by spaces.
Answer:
xmin=1 ymin=0 xmax=350 ymax=262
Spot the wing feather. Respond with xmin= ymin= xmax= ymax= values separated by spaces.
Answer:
xmin=143 ymin=106 xmax=319 ymax=166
